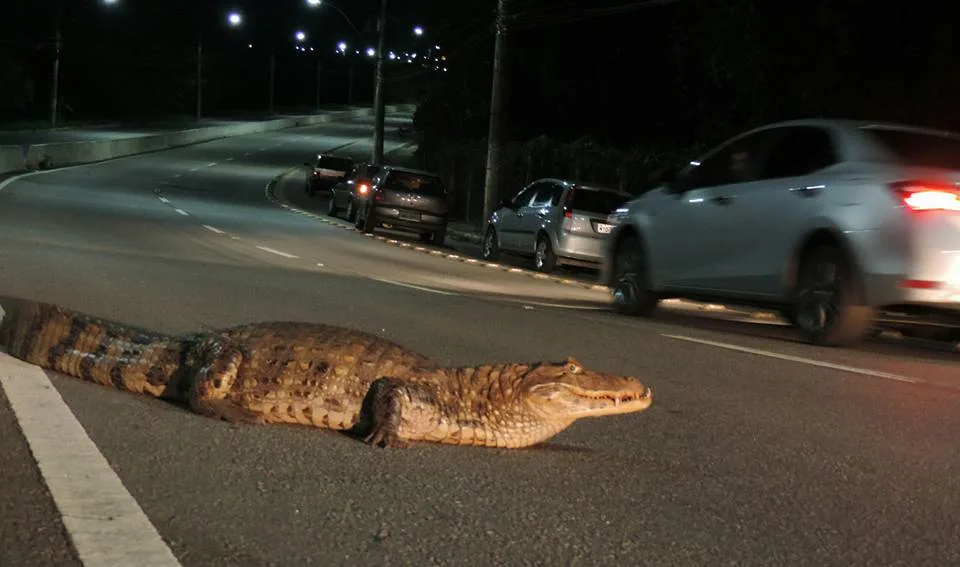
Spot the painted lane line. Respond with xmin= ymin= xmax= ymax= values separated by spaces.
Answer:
xmin=201 ymin=224 xmax=225 ymax=235
xmin=255 ymin=245 xmax=299 ymax=259
xmin=372 ymin=277 xmax=458 ymax=296
xmin=174 ymin=208 xmax=189 ymax=216
xmin=0 ymin=170 xmax=43 ymax=192
xmin=188 ymin=166 xmax=200 ymax=172
xmin=662 ymin=334 xmax=918 ymax=384
xmin=0 ymin=354 xmax=182 ymax=566
xmin=172 ymin=174 xmax=181 ymax=178
xmin=225 ymin=157 xmax=235 ymax=161
xmin=206 ymin=162 xmax=217 ymax=167
xmin=158 ymin=197 xmax=170 ymax=204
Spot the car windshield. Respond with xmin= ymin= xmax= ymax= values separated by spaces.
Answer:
xmin=863 ymin=127 xmax=960 ymax=170
xmin=316 ymin=156 xmax=353 ymax=171
xmin=383 ymin=172 xmax=445 ymax=196
xmin=570 ymin=188 xmax=630 ymax=214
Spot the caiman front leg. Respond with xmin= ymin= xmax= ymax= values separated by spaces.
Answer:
xmin=361 ymin=377 xmax=444 ymax=449
xmin=188 ymin=341 xmax=266 ymax=425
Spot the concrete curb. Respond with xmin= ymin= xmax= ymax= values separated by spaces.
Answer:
xmin=0 ymin=104 xmax=416 ymax=176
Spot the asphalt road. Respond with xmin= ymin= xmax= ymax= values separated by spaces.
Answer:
xmin=1 ymin=112 xmax=959 ymax=566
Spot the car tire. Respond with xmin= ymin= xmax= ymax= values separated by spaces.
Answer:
xmin=327 ymin=195 xmax=339 ymax=217
xmin=610 ymin=234 xmax=659 ymax=317
xmin=482 ymin=227 xmax=501 ymax=261
xmin=789 ymin=244 xmax=874 ymax=347
xmin=534 ymin=233 xmax=557 ymax=273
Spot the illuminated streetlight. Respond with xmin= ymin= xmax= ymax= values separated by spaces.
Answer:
xmin=337 ymin=41 xmax=347 ymax=52
xmin=306 ymin=0 xmax=322 ymax=5
xmin=413 ymin=26 xmax=423 ymax=36
xmin=366 ymin=47 xmax=375 ymax=57
xmin=227 ymin=11 xmax=242 ymax=26
xmin=295 ymin=30 xmax=307 ymax=41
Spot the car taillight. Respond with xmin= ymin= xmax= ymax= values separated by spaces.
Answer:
xmin=562 ymin=187 xmax=575 ymax=218
xmin=357 ymin=183 xmax=369 ymax=195
xmin=374 ymin=191 xmax=384 ymax=202
xmin=891 ymin=181 xmax=960 ymax=212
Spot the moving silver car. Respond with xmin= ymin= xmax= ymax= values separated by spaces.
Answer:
xmin=601 ymin=118 xmax=960 ymax=346
xmin=483 ymin=178 xmax=631 ymax=273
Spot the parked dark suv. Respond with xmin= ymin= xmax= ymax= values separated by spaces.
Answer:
xmin=353 ymin=166 xmax=449 ymax=245
xmin=304 ymin=153 xmax=354 ymax=196
xmin=327 ymin=162 xmax=382 ymax=222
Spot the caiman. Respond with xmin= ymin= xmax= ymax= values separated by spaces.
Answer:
xmin=0 ymin=298 xmax=653 ymax=449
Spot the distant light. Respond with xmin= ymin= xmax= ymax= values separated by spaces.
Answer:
xmin=434 ymin=44 xmax=440 ymax=50
xmin=337 ymin=41 xmax=347 ymax=51
xmin=102 ymin=0 xmax=119 ymax=4
xmin=413 ymin=26 xmax=424 ymax=36
xmin=309 ymin=47 xmax=314 ymax=52
xmin=442 ymin=67 xmax=447 ymax=72
xmin=295 ymin=30 xmax=307 ymax=42
xmin=248 ymin=43 xmax=253 ymax=48
xmin=366 ymin=47 xmax=375 ymax=57
xmin=306 ymin=0 xmax=322 ymax=5
xmin=227 ymin=11 xmax=242 ymax=26
xmin=388 ymin=51 xmax=396 ymax=60
xmin=690 ymin=161 xmax=701 ymax=166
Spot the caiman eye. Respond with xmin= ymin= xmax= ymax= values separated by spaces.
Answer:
xmin=567 ymin=363 xmax=580 ymax=373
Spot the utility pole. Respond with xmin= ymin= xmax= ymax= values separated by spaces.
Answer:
xmin=371 ymin=0 xmax=388 ymax=165
xmin=50 ymin=5 xmax=62 ymax=128
xmin=482 ymin=0 xmax=507 ymax=223
xmin=268 ymin=51 xmax=276 ymax=115
xmin=315 ymin=58 xmax=322 ymax=110
xmin=196 ymin=34 xmax=203 ymax=121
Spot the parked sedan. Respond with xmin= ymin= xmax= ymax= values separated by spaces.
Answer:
xmin=327 ymin=162 xmax=382 ymax=222
xmin=482 ymin=178 xmax=631 ymax=273
xmin=304 ymin=153 xmax=354 ymax=196
xmin=353 ymin=166 xmax=449 ymax=245
xmin=601 ymin=118 xmax=960 ymax=346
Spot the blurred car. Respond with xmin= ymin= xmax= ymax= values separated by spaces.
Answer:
xmin=482 ymin=178 xmax=631 ymax=273
xmin=327 ymin=162 xmax=382 ymax=222
xmin=601 ymin=118 xmax=960 ymax=346
xmin=353 ymin=166 xmax=449 ymax=245
xmin=304 ymin=153 xmax=354 ymax=196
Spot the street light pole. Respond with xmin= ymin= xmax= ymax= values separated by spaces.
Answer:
xmin=196 ymin=33 xmax=203 ymax=121
xmin=371 ymin=0 xmax=388 ymax=165
xmin=482 ymin=0 xmax=508 ymax=223
xmin=50 ymin=5 xmax=62 ymax=128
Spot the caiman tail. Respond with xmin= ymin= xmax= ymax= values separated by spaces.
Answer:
xmin=0 ymin=298 xmax=190 ymax=399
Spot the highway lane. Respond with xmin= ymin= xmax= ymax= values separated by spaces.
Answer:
xmin=0 ymin=113 xmax=959 ymax=565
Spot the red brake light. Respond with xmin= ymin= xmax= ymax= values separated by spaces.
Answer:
xmin=562 ymin=187 xmax=575 ymax=218
xmin=357 ymin=183 xmax=369 ymax=194
xmin=891 ymin=181 xmax=960 ymax=211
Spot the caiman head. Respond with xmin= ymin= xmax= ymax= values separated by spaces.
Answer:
xmin=518 ymin=357 xmax=652 ymax=421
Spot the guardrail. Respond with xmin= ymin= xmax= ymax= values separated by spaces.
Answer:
xmin=0 ymin=104 xmax=416 ymax=176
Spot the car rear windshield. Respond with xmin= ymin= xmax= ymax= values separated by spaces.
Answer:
xmin=570 ymin=188 xmax=629 ymax=214
xmin=383 ymin=172 xmax=446 ymax=196
xmin=316 ymin=156 xmax=353 ymax=171
xmin=863 ymin=127 xmax=960 ymax=170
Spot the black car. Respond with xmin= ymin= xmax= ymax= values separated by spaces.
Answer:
xmin=353 ymin=166 xmax=449 ymax=245
xmin=327 ymin=162 xmax=383 ymax=222
xmin=304 ymin=153 xmax=354 ymax=196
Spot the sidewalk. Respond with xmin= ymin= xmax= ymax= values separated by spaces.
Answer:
xmin=446 ymin=221 xmax=483 ymax=244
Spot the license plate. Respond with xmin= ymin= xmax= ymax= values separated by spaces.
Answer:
xmin=398 ymin=210 xmax=421 ymax=221
xmin=595 ymin=222 xmax=614 ymax=234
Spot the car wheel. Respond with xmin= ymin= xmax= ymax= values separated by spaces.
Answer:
xmin=353 ymin=205 xmax=366 ymax=231
xmin=610 ymin=234 xmax=659 ymax=317
xmin=327 ymin=195 xmax=339 ymax=217
xmin=534 ymin=234 xmax=557 ymax=273
xmin=789 ymin=244 xmax=874 ymax=347
xmin=346 ymin=199 xmax=357 ymax=222
xmin=482 ymin=227 xmax=501 ymax=261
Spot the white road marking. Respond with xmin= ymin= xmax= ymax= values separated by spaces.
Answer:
xmin=201 ymin=224 xmax=225 ymax=234
xmin=206 ymin=162 xmax=217 ymax=167
xmin=225 ymin=157 xmax=234 ymax=161
xmin=0 ymin=171 xmax=44 ymax=192
xmin=172 ymin=173 xmax=181 ymax=178
xmin=188 ymin=166 xmax=200 ymax=172
xmin=158 ymin=197 xmax=170 ymax=204
xmin=662 ymin=334 xmax=918 ymax=384
xmin=174 ymin=208 xmax=189 ymax=216
xmin=0 ymin=354 xmax=182 ymax=566
xmin=255 ymin=245 xmax=298 ymax=259
xmin=372 ymin=277 xmax=458 ymax=296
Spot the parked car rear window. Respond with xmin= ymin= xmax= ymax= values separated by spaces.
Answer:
xmin=383 ymin=172 xmax=446 ymax=197
xmin=316 ymin=156 xmax=353 ymax=171
xmin=570 ymin=188 xmax=630 ymax=214
xmin=863 ymin=127 xmax=960 ymax=170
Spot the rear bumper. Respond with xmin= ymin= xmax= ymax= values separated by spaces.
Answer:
xmin=554 ymin=231 xmax=607 ymax=265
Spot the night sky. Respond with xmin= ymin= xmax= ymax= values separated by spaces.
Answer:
xmin=2 ymin=1 xmax=959 ymax=153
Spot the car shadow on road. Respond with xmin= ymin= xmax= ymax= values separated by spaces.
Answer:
xmin=644 ymin=308 xmax=960 ymax=363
